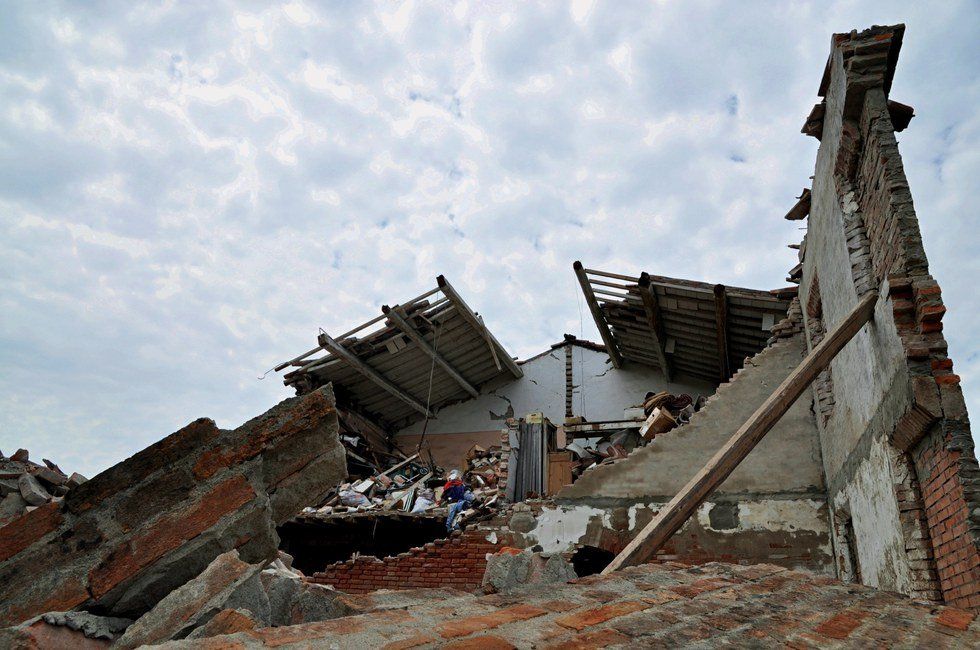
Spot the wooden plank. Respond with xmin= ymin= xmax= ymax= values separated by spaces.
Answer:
xmin=713 ymin=284 xmax=731 ymax=381
xmin=637 ymin=273 xmax=672 ymax=382
xmin=602 ymin=291 xmax=878 ymax=574
xmin=383 ymin=305 xmax=479 ymax=398
xmin=317 ymin=331 xmax=433 ymax=417
xmin=574 ymin=261 xmax=623 ymax=368
xmin=437 ymin=275 xmax=524 ymax=379
xmin=582 ymin=267 xmax=639 ymax=283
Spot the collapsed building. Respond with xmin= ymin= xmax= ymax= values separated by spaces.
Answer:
xmin=1 ymin=23 xmax=978 ymax=648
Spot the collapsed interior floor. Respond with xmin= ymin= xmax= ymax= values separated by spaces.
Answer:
xmin=277 ymin=513 xmax=449 ymax=575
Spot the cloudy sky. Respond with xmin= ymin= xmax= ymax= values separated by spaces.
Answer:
xmin=1 ymin=1 xmax=977 ymax=478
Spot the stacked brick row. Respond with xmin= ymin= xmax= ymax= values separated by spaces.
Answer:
xmin=0 ymin=386 xmax=346 ymax=625
xmin=309 ymin=530 xmax=501 ymax=594
xmin=828 ymin=26 xmax=980 ymax=610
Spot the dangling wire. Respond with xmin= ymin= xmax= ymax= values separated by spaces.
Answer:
xmin=415 ymin=316 xmax=443 ymax=456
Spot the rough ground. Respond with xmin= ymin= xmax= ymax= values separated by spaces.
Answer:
xmin=153 ymin=560 xmax=979 ymax=648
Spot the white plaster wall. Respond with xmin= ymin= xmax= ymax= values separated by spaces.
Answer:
xmin=395 ymin=346 xmax=714 ymax=437
xmin=514 ymin=498 xmax=831 ymax=568
xmin=831 ymin=438 xmax=913 ymax=594
xmin=799 ymin=41 xmax=916 ymax=596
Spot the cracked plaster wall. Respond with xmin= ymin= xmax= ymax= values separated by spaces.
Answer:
xmin=395 ymin=346 xmax=713 ymax=438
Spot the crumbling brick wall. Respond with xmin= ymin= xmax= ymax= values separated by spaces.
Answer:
xmin=800 ymin=25 xmax=979 ymax=610
xmin=308 ymin=530 xmax=501 ymax=594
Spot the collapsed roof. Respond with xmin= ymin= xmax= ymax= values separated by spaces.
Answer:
xmin=573 ymin=261 xmax=794 ymax=382
xmin=277 ymin=275 xmax=522 ymax=430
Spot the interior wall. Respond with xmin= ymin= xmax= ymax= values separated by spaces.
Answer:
xmin=395 ymin=344 xmax=714 ymax=438
xmin=397 ymin=430 xmax=502 ymax=473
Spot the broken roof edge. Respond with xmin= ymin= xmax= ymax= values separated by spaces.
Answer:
xmin=818 ymin=23 xmax=905 ymax=98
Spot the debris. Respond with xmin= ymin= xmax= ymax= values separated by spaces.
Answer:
xmin=481 ymin=548 xmax=577 ymax=594
xmin=185 ymin=608 xmax=258 ymax=640
xmin=0 ymin=385 xmax=346 ymax=627
xmin=17 ymin=474 xmax=50 ymax=506
xmin=42 ymin=611 xmax=132 ymax=641
xmin=115 ymin=549 xmax=263 ymax=648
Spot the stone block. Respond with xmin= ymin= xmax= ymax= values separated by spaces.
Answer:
xmin=482 ymin=549 xmax=576 ymax=594
xmin=0 ymin=385 xmax=345 ymax=626
xmin=185 ymin=608 xmax=258 ymax=639
xmin=0 ymin=492 xmax=27 ymax=527
xmin=35 ymin=467 xmax=67 ymax=488
xmin=18 ymin=474 xmax=50 ymax=506
xmin=115 ymin=549 xmax=262 ymax=648
xmin=66 ymin=472 xmax=88 ymax=489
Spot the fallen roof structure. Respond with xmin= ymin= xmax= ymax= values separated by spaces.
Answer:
xmin=573 ymin=261 xmax=793 ymax=381
xmin=1 ymin=21 xmax=979 ymax=649
xmin=277 ymin=276 xmax=521 ymax=430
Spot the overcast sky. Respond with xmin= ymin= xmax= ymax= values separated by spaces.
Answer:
xmin=1 ymin=1 xmax=977 ymax=478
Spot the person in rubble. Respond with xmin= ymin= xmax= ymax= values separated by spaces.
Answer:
xmin=441 ymin=469 xmax=474 ymax=532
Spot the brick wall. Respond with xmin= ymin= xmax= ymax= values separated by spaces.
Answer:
xmin=308 ymin=530 xmax=501 ymax=594
xmin=807 ymin=25 xmax=980 ymax=610
xmin=855 ymin=74 xmax=979 ymax=611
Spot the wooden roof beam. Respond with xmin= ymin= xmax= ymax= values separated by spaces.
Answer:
xmin=383 ymin=304 xmax=480 ymax=398
xmin=436 ymin=275 xmax=523 ymax=379
xmin=713 ymin=284 xmax=732 ymax=381
xmin=637 ymin=272 xmax=672 ymax=382
xmin=602 ymin=291 xmax=878 ymax=574
xmin=573 ymin=261 xmax=623 ymax=369
xmin=317 ymin=331 xmax=433 ymax=418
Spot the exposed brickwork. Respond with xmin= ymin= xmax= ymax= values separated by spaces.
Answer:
xmin=804 ymin=275 xmax=835 ymax=424
xmin=814 ymin=25 xmax=980 ymax=610
xmin=0 ymin=386 xmax=346 ymax=625
xmin=157 ymin=561 xmax=980 ymax=648
xmin=309 ymin=530 xmax=502 ymax=594
xmin=889 ymin=449 xmax=942 ymax=601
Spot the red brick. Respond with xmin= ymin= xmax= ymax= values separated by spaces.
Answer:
xmin=554 ymin=601 xmax=651 ymax=631
xmin=668 ymin=578 xmax=733 ymax=598
xmin=88 ymin=474 xmax=255 ymax=598
xmin=813 ymin=610 xmax=869 ymax=639
xmin=935 ymin=608 xmax=975 ymax=631
xmin=0 ymin=501 xmax=64 ymax=562
xmin=544 ymin=628 xmax=631 ymax=649
xmin=437 ymin=604 xmax=549 ymax=639
xmin=3 ymin=575 xmax=90 ymax=627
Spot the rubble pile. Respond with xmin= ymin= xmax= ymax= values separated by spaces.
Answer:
xmin=300 ymin=444 xmax=507 ymax=523
xmin=303 ymin=453 xmax=437 ymax=516
xmin=0 ymin=448 xmax=86 ymax=527
xmin=0 ymin=385 xmax=346 ymax=628
xmin=565 ymin=390 xmax=707 ymax=479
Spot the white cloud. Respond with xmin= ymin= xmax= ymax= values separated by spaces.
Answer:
xmin=0 ymin=1 xmax=977 ymax=477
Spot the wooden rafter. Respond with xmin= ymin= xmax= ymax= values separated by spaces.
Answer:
xmin=573 ymin=261 xmax=623 ymax=369
xmin=317 ymin=331 xmax=433 ymax=418
xmin=602 ymin=291 xmax=879 ymax=574
xmin=382 ymin=304 xmax=480 ymax=398
xmin=637 ymin=272 xmax=672 ymax=382
xmin=436 ymin=275 xmax=523 ymax=379
xmin=713 ymin=284 xmax=731 ymax=381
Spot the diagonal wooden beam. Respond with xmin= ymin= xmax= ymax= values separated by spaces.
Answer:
xmin=602 ymin=291 xmax=878 ymax=574
xmin=383 ymin=304 xmax=480 ymax=398
xmin=713 ymin=284 xmax=732 ymax=381
xmin=436 ymin=275 xmax=523 ymax=379
xmin=637 ymin=273 xmax=672 ymax=382
xmin=573 ymin=261 xmax=623 ymax=369
xmin=317 ymin=331 xmax=433 ymax=418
